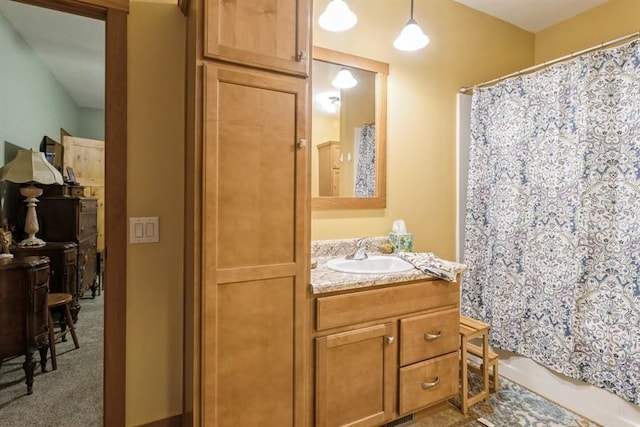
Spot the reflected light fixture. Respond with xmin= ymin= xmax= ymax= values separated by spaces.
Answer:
xmin=318 ymin=0 xmax=357 ymax=32
xmin=332 ymin=68 xmax=358 ymax=89
xmin=0 ymin=149 xmax=64 ymax=247
xmin=394 ymin=0 xmax=430 ymax=51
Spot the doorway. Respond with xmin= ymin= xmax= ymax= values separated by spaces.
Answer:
xmin=0 ymin=0 xmax=126 ymax=425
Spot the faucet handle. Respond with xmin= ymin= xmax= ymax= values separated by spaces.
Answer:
xmin=355 ymin=237 xmax=367 ymax=248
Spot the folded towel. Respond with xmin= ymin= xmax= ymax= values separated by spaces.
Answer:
xmin=396 ymin=252 xmax=467 ymax=282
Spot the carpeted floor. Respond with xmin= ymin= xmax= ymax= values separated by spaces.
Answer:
xmin=0 ymin=293 xmax=103 ymax=426
xmin=405 ymin=374 xmax=600 ymax=427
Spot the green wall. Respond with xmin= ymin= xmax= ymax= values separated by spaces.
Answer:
xmin=0 ymin=10 xmax=104 ymax=165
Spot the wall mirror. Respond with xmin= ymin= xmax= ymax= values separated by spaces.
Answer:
xmin=311 ymin=46 xmax=389 ymax=209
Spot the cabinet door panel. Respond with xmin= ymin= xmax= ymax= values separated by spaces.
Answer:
xmin=202 ymin=62 xmax=308 ymax=427
xmin=316 ymin=323 xmax=396 ymax=427
xmin=205 ymin=0 xmax=309 ymax=76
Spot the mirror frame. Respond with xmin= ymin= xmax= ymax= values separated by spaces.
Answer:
xmin=311 ymin=46 xmax=389 ymax=210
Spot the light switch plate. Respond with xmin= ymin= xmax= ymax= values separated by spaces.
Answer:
xmin=129 ymin=217 xmax=159 ymax=243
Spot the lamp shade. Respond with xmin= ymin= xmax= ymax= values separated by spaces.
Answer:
xmin=318 ymin=0 xmax=357 ymax=32
xmin=0 ymin=149 xmax=64 ymax=185
xmin=394 ymin=19 xmax=430 ymax=51
xmin=332 ymin=68 xmax=358 ymax=89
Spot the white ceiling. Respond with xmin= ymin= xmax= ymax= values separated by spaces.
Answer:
xmin=1 ymin=0 xmax=609 ymax=110
xmin=454 ymin=0 xmax=608 ymax=33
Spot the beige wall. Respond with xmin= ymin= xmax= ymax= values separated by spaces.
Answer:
xmin=311 ymin=0 xmax=533 ymax=259
xmin=535 ymin=0 xmax=640 ymax=63
xmin=127 ymin=2 xmax=185 ymax=425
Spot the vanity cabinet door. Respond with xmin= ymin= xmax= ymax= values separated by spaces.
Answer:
xmin=316 ymin=323 xmax=397 ymax=427
xmin=204 ymin=0 xmax=310 ymax=76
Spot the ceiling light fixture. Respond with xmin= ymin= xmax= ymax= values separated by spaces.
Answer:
xmin=318 ymin=0 xmax=357 ymax=32
xmin=332 ymin=68 xmax=358 ymax=89
xmin=394 ymin=0 xmax=430 ymax=51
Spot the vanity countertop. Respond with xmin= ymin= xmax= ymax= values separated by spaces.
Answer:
xmin=310 ymin=255 xmax=439 ymax=294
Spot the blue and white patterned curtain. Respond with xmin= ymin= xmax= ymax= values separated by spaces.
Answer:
xmin=354 ymin=123 xmax=376 ymax=197
xmin=462 ymin=40 xmax=640 ymax=404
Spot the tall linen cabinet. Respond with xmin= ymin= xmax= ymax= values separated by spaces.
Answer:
xmin=184 ymin=1 xmax=311 ymax=426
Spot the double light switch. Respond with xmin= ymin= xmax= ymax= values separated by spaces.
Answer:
xmin=129 ymin=217 xmax=159 ymax=243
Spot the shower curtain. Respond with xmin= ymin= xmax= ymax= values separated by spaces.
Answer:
xmin=354 ymin=123 xmax=376 ymax=197
xmin=462 ymin=40 xmax=640 ymax=405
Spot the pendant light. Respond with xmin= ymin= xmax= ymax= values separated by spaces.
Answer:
xmin=394 ymin=0 xmax=429 ymax=51
xmin=318 ymin=0 xmax=357 ymax=32
xmin=332 ymin=68 xmax=358 ymax=89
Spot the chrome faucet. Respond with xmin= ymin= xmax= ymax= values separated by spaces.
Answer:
xmin=345 ymin=237 xmax=368 ymax=260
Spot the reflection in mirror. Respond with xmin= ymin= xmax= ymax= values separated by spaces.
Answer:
xmin=312 ymin=47 xmax=389 ymax=209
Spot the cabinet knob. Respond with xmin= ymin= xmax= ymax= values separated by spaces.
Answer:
xmin=421 ymin=377 xmax=440 ymax=389
xmin=295 ymin=50 xmax=307 ymax=62
xmin=297 ymin=139 xmax=308 ymax=148
xmin=423 ymin=331 xmax=442 ymax=341
xmin=385 ymin=336 xmax=395 ymax=345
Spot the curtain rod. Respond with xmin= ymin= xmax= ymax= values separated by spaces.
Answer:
xmin=459 ymin=31 xmax=640 ymax=94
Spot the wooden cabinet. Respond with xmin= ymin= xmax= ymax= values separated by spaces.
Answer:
xmin=0 ymin=256 xmax=50 ymax=394
xmin=10 ymin=242 xmax=80 ymax=319
xmin=316 ymin=323 xmax=396 ymax=427
xmin=204 ymin=0 xmax=310 ymax=76
xmin=35 ymin=196 xmax=98 ymax=298
xmin=313 ymin=279 xmax=460 ymax=426
xmin=199 ymin=61 xmax=308 ymax=426
xmin=317 ymin=141 xmax=341 ymax=196
xmin=186 ymin=0 xmax=311 ymax=424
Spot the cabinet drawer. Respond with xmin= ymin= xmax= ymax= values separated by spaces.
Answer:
xmin=316 ymin=280 xmax=459 ymax=331
xmin=80 ymin=198 xmax=97 ymax=213
xmin=79 ymin=212 xmax=97 ymax=239
xmin=400 ymin=308 xmax=459 ymax=366
xmin=399 ymin=352 xmax=458 ymax=415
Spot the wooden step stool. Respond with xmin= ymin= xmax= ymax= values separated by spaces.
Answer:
xmin=459 ymin=315 xmax=499 ymax=414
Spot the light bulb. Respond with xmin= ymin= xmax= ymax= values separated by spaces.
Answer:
xmin=394 ymin=19 xmax=430 ymax=51
xmin=318 ymin=0 xmax=357 ymax=32
xmin=332 ymin=68 xmax=357 ymax=89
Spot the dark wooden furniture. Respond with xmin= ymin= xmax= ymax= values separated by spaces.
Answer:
xmin=0 ymin=256 xmax=51 ymax=394
xmin=47 ymin=293 xmax=80 ymax=371
xmin=36 ymin=196 xmax=99 ymax=298
xmin=11 ymin=242 xmax=80 ymax=320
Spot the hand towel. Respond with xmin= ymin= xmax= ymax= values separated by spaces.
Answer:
xmin=396 ymin=252 xmax=467 ymax=282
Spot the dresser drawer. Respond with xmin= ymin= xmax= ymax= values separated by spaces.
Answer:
xmin=80 ymin=198 xmax=97 ymax=213
xmin=400 ymin=308 xmax=459 ymax=366
xmin=79 ymin=212 xmax=97 ymax=240
xmin=399 ymin=352 xmax=458 ymax=415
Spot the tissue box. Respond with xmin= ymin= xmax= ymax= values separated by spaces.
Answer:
xmin=389 ymin=233 xmax=413 ymax=253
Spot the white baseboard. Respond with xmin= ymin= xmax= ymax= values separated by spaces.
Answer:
xmin=495 ymin=349 xmax=640 ymax=427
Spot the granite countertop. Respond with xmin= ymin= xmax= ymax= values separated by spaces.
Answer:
xmin=310 ymin=255 xmax=439 ymax=294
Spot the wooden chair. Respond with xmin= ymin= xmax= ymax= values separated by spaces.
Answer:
xmin=459 ymin=315 xmax=499 ymax=414
xmin=47 ymin=293 xmax=80 ymax=370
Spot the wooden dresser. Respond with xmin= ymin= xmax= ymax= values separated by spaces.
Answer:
xmin=35 ymin=196 xmax=98 ymax=298
xmin=0 ymin=256 xmax=50 ymax=394
xmin=11 ymin=242 xmax=80 ymax=319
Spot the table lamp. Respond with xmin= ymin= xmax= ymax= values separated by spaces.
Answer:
xmin=0 ymin=149 xmax=63 ymax=247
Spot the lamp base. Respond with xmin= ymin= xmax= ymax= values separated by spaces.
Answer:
xmin=17 ymin=236 xmax=46 ymax=248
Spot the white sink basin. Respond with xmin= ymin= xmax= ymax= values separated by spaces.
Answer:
xmin=326 ymin=255 xmax=415 ymax=274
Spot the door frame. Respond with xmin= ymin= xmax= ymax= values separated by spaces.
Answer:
xmin=15 ymin=0 xmax=128 ymax=425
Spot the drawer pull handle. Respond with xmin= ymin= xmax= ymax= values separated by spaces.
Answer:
xmin=424 ymin=331 xmax=442 ymax=341
xmin=385 ymin=336 xmax=395 ymax=345
xmin=421 ymin=377 xmax=440 ymax=389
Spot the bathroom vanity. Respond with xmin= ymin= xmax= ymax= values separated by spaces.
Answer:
xmin=310 ymin=246 xmax=461 ymax=427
